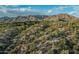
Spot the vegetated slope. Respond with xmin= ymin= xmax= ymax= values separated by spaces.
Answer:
xmin=0 ymin=14 xmax=79 ymax=54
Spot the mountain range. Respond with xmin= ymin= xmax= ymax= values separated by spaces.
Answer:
xmin=0 ymin=14 xmax=79 ymax=54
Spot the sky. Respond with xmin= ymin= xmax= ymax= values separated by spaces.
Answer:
xmin=0 ymin=5 xmax=79 ymax=17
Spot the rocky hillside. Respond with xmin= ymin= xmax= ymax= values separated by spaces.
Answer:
xmin=0 ymin=15 xmax=47 ymax=23
xmin=0 ymin=14 xmax=79 ymax=54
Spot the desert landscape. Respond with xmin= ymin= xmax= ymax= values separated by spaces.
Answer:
xmin=0 ymin=14 xmax=79 ymax=54
xmin=0 ymin=5 xmax=79 ymax=54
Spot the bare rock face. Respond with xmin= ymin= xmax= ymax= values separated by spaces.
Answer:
xmin=15 ymin=16 xmax=37 ymax=22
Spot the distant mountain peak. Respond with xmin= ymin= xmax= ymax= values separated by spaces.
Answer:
xmin=0 ymin=14 xmax=78 ymax=23
xmin=44 ymin=14 xmax=78 ymax=21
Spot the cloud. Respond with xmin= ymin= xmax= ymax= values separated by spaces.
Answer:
xmin=0 ymin=7 xmax=48 ymax=17
xmin=68 ymin=11 xmax=79 ymax=17
xmin=10 ymin=6 xmax=32 ymax=12
xmin=0 ymin=9 xmax=7 ymax=13
xmin=58 ymin=6 xmax=66 ymax=10
xmin=0 ymin=5 xmax=79 ymax=17
xmin=67 ymin=6 xmax=79 ymax=17
xmin=47 ymin=10 xmax=53 ymax=13
xmin=0 ymin=6 xmax=33 ymax=17
xmin=69 ymin=11 xmax=76 ymax=15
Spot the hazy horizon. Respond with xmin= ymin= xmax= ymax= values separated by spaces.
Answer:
xmin=0 ymin=5 xmax=79 ymax=17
